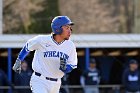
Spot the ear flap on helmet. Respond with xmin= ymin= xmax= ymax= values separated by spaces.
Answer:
xmin=52 ymin=25 xmax=63 ymax=34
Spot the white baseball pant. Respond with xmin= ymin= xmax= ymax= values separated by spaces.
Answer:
xmin=30 ymin=73 xmax=61 ymax=93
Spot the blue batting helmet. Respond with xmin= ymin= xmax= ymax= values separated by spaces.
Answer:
xmin=51 ymin=16 xmax=74 ymax=34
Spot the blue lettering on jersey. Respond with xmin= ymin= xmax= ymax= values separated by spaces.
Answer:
xmin=43 ymin=51 xmax=69 ymax=60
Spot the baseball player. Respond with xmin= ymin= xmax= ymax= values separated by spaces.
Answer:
xmin=122 ymin=60 xmax=140 ymax=93
xmin=12 ymin=16 xmax=78 ymax=93
xmin=80 ymin=58 xmax=100 ymax=93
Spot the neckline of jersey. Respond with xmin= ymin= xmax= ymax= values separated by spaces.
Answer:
xmin=51 ymin=36 xmax=65 ymax=45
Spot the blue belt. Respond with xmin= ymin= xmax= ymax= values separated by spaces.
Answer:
xmin=35 ymin=72 xmax=58 ymax=82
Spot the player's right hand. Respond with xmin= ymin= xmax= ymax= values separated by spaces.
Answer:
xmin=12 ymin=58 xmax=22 ymax=74
xmin=60 ymin=57 xmax=67 ymax=71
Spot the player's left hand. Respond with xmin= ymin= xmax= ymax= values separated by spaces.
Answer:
xmin=12 ymin=58 xmax=22 ymax=74
xmin=59 ymin=57 xmax=67 ymax=71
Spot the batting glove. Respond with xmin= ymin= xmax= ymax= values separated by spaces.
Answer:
xmin=12 ymin=58 xmax=21 ymax=74
xmin=60 ymin=57 xmax=67 ymax=72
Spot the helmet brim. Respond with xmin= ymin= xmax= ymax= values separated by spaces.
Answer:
xmin=63 ymin=22 xmax=74 ymax=27
xmin=68 ymin=22 xmax=74 ymax=25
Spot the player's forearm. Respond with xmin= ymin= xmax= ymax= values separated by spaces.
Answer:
xmin=60 ymin=65 xmax=73 ymax=73
xmin=65 ymin=65 xmax=73 ymax=73
xmin=17 ymin=45 xmax=30 ymax=61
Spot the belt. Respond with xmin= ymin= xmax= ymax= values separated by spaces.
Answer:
xmin=35 ymin=72 xmax=58 ymax=82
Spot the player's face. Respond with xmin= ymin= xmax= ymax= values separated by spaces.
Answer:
xmin=90 ymin=63 xmax=96 ymax=69
xmin=130 ymin=63 xmax=138 ymax=71
xmin=61 ymin=25 xmax=72 ymax=40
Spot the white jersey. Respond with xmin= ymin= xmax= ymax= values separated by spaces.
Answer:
xmin=25 ymin=35 xmax=77 ymax=78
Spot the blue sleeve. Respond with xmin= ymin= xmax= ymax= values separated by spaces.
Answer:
xmin=62 ymin=65 xmax=73 ymax=73
xmin=18 ymin=45 xmax=30 ymax=61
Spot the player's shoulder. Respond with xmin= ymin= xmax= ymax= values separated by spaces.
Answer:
xmin=123 ymin=68 xmax=129 ymax=74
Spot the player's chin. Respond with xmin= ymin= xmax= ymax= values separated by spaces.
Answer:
xmin=64 ymin=36 xmax=70 ymax=40
xmin=65 ymin=37 xmax=69 ymax=40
